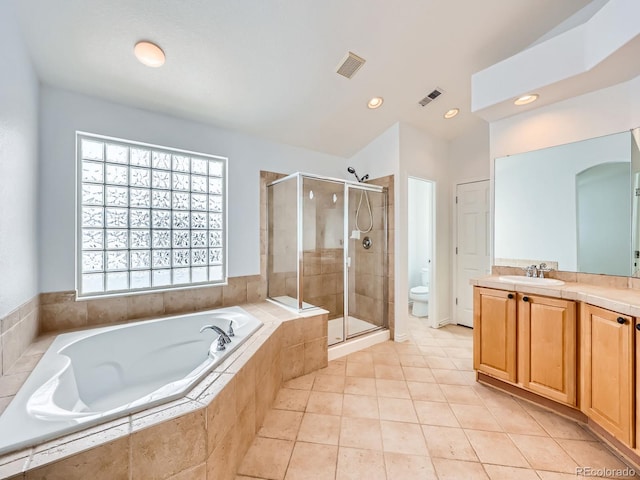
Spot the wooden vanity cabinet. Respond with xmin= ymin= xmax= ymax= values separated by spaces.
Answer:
xmin=518 ymin=294 xmax=577 ymax=406
xmin=473 ymin=287 xmax=517 ymax=382
xmin=582 ymin=304 xmax=634 ymax=447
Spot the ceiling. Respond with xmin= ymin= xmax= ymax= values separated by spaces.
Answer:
xmin=13 ymin=0 xmax=591 ymax=157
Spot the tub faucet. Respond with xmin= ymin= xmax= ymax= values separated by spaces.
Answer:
xmin=200 ymin=325 xmax=232 ymax=344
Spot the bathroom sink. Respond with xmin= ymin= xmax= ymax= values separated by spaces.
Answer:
xmin=498 ymin=275 xmax=565 ymax=286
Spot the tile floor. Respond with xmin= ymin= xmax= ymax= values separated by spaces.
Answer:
xmin=237 ymin=316 xmax=639 ymax=480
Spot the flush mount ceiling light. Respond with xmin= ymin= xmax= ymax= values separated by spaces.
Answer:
xmin=514 ymin=94 xmax=539 ymax=106
xmin=367 ymin=97 xmax=384 ymax=109
xmin=444 ymin=108 xmax=459 ymax=119
xmin=134 ymin=41 xmax=165 ymax=67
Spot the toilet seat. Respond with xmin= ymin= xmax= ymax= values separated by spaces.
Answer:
xmin=410 ymin=286 xmax=429 ymax=295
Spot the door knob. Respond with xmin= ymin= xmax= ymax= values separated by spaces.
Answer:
xmin=617 ymin=317 xmax=626 ymax=325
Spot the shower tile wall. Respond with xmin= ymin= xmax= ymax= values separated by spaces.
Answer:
xmin=350 ymin=175 xmax=394 ymax=336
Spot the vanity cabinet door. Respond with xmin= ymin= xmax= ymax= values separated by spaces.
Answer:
xmin=582 ymin=304 xmax=634 ymax=447
xmin=519 ymin=295 xmax=576 ymax=406
xmin=473 ymin=287 xmax=517 ymax=382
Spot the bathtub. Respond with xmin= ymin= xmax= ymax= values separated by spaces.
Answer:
xmin=0 ymin=306 xmax=262 ymax=455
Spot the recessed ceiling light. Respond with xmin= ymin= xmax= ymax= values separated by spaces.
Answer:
xmin=367 ymin=97 xmax=384 ymax=109
xmin=444 ymin=108 xmax=459 ymax=119
xmin=514 ymin=94 xmax=538 ymax=106
xmin=134 ymin=41 xmax=165 ymax=68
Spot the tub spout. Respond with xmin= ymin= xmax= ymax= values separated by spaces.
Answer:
xmin=200 ymin=325 xmax=232 ymax=344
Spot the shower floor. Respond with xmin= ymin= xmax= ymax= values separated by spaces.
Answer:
xmin=328 ymin=316 xmax=380 ymax=345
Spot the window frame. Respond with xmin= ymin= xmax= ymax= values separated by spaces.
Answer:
xmin=75 ymin=131 xmax=228 ymax=299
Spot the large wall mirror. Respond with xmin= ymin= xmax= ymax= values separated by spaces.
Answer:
xmin=494 ymin=127 xmax=640 ymax=277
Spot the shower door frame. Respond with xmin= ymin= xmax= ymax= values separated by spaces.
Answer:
xmin=266 ymin=172 xmax=388 ymax=344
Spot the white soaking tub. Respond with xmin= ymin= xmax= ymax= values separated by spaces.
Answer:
xmin=0 ymin=306 xmax=262 ymax=455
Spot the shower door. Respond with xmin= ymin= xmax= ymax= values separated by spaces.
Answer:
xmin=345 ymin=184 xmax=388 ymax=339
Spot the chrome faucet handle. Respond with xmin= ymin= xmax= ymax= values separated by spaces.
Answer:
xmin=227 ymin=321 xmax=235 ymax=337
xmin=538 ymin=263 xmax=553 ymax=278
xmin=523 ymin=265 xmax=538 ymax=277
xmin=216 ymin=335 xmax=226 ymax=351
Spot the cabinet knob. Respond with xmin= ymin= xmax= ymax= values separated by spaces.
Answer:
xmin=617 ymin=317 xmax=626 ymax=325
xmin=507 ymin=293 xmax=514 ymax=299
xmin=636 ymin=323 xmax=640 ymax=331
xmin=522 ymin=296 xmax=529 ymax=302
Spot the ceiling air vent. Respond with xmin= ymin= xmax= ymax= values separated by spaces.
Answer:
xmin=419 ymin=88 xmax=444 ymax=107
xmin=336 ymin=52 xmax=366 ymax=79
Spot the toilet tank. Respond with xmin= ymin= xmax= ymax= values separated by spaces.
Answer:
xmin=421 ymin=267 xmax=429 ymax=286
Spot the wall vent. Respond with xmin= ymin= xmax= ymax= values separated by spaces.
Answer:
xmin=336 ymin=52 xmax=366 ymax=79
xmin=419 ymin=88 xmax=444 ymax=107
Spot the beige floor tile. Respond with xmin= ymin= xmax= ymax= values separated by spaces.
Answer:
xmin=378 ymin=397 xmax=418 ymax=423
xmin=344 ymin=377 xmax=376 ymax=396
xmin=339 ymin=417 xmax=383 ymax=451
xmin=442 ymin=346 xmax=473 ymax=359
xmin=407 ymin=382 xmax=446 ymax=402
xmin=426 ymin=356 xmax=458 ymax=370
xmin=318 ymin=360 xmax=346 ymax=377
xmin=384 ymin=452 xmax=437 ymax=479
xmin=398 ymin=354 xmax=427 ymax=367
xmin=284 ymin=373 xmax=316 ymax=391
xmin=371 ymin=352 xmax=400 ymax=366
xmin=488 ymin=404 xmax=548 ymax=436
xmin=258 ymin=409 xmax=303 ymax=441
xmin=312 ymin=374 xmax=345 ymax=393
xmin=509 ymin=434 xmax=578 ymax=473
xmin=526 ymin=408 xmax=594 ymax=441
xmin=336 ymin=447 xmax=386 ymax=480
xmin=380 ymin=420 xmax=428 ymax=455
xmin=345 ymin=362 xmax=375 ymax=378
xmin=431 ymin=369 xmax=470 ymax=385
xmin=375 ymin=379 xmax=410 ymax=399
xmin=342 ymin=394 xmax=379 ymax=419
xmin=346 ymin=351 xmax=373 ymax=365
xmin=440 ymin=385 xmax=483 ymax=405
xmin=297 ymin=413 xmax=341 ymax=445
xmin=238 ymin=437 xmax=294 ymax=480
xmin=374 ymin=364 xmax=405 ymax=380
xmin=421 ymin=425 xmax=476 ymax=462
xmin=393 ymin=343 xmax=422 ymax=355
xmin=431 ymin=458 xmax=489 ymax=480
xmin=306 ymin=391 xmax=343 ymax=416
xmin=414 ymin=400 xmax=460 ymax=427
xmin=284 ymin=442 xmax=337 ymax=480
xmin=536 ymin=471 xmax=582 ymax=480
xmin=465 ymin=429 xmax=529 ymax=467
xmin=451 ymin=357 xmax=474 ymax=371
xmin=555 ymin=439 xmax=630 ymax=471
xmin=450 ymin=404 xmax=502 ymax=431
xmin=418 ymin=345 xmax=448 ymax=357
xmin=472 ymin=384 xmax=520 ymax=409
xmin=483 ymin=465 xmax=541 ymax=480
xmin=273 ymin=388 xmax=310 ymax=412
xmin=402 ymin=366 xmax=435 ymax=383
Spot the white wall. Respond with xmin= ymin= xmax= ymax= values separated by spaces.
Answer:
xmin=38 ymin=86 xmax=346 ymax=292
xmin=398 ymin=124 xmax=450 ymax=334
xmin=448 ymin=122 xmax=490 ymax=183
xmin=348 ymin=123 xmax=400 ymax=180
xmin=0 ymin=3 xmax=40 ymax=317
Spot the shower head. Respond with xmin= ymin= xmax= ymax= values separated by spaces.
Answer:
xmin=347 ymin=166 xmax=364 ymax=183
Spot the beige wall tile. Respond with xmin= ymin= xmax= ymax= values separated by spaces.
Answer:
xmin=86 ymin=297 xmax=128 ymax=325
xmin=39 ymin=291 xmax=75 ymax=305
xmin=304 ymin=337 xmax=328 ymax=374
xmin=2 ymin=311 xmax=38 ymax=373
xmin=131 ymin=410 xmax=206 ymax=479
xmin=1 ymin=309 xmax=20 ymax=335
xmin=223 ymin=277 xmax=247 ymax=306
xmin=127 ymin=293 xmax=164 ymax=320
xmin=25 ymin=438 xmax=129 ymax=480
xmin=40 ymin=302 xmax=87 ymax=332
xmin=282 ymin=344 xmax=305 ymax=381
xmin=163 ymin=290 xmax=199 ymax=314
xmin=206 ymin=377 xmax=237 ymax=454
xmin=206 ymin=423 xmax=240 ymax=480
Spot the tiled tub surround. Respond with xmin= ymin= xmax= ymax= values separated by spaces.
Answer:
xmin=0 ymin=301 xmax=328 ymax=479
xmin=0 ymin=296 xmax=39 ymax=378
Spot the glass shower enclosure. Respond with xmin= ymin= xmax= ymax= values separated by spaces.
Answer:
xmin=267 ymin=173 xmax=388 ymax=346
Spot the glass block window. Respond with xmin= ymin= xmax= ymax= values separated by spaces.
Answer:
xmin=77 ymin=132 xmax=227 ymax=297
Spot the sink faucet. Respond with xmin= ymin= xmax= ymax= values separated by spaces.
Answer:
xmin=538 ymin=263 xmax=553 ymax=278
xmin=524 ymin=265 xmax=538 ymax=278
xmin=200 ymin=325 xmax=232 ymax=350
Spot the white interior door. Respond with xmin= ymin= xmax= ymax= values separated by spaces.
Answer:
xmin=455 ymin=180 xmax=490 ymax=327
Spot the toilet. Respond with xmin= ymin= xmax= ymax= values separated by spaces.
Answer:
xmin=410 ymin=267 xmax=430 ymax=317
